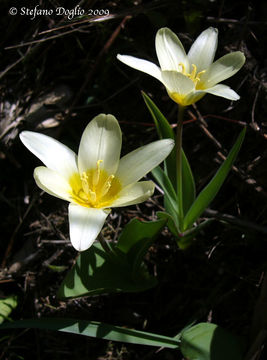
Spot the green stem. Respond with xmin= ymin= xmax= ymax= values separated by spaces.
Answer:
xmin=176 ymin=105 xmax=185 ymax=230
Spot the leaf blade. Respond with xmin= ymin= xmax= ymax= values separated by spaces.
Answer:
xmin=180 ymin=322 xmax=244 ymax=360
xmin=182 ymin=149 xmax=196 ymax=215
xmin=142 ymin=91 xmax=176 ymax=186
xmin=183 ymin=127 xmax=246 ymax=230
xmin=0 ymin=318 xmax=180 ymax=349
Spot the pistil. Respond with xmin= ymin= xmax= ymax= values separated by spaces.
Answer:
xmin=93 ymin=159 xmax=103 ymax=187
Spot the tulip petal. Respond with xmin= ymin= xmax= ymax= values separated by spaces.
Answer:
xmin=116 ymin=139 xmax=174 ymax=187
xmin=34 ymin=166 xmax=73 ymax=201
xmin=117 ymin=55 xmax=162 ymax=82
xmin=200 ymin=51 xmax=245 ymax=88
xmin=68 ymin=204 xmax=110 ymax=251
xmin=20 ymin=131 xmax=78 ymax=179
xmin=78 ymin=114 xmax=122 ymax=175
xmin=201 ymin=84 xmax=240 ymax=100
xmin=179 ymin=91 xmax=206 ymax=106
xmin=112 ymin=181 xmax=155 ymax=207
xmin=188 ymin=27 xmax=218 ymax=72
xmin=156 ymin=28 xmax=189 ymax=71
xmin=161 ymin=71 xmax=195 ymax=95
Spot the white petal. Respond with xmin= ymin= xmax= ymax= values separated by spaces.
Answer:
xmin=116 ymin=139 xmax=174 ymax=187
xmin=117 ymin=55 xmax=162 ymax=82
xmin=156 ymin=28 xmax=189 ymax=71
xmin=112 ymin=181 xmax=155 ymax=207
xmin=200 ymin=51 xmax=245 ymax=88
xmin=78 ymin=114 xmax=122 ymax=175
xmin=202 ymin=84 xmax=240 ymax=100
xmin=20 ymin=131 xmax=78 ymax=178
xmin=188 ymin=27 xmax=218 ymax=72
xmin=68 ymin=204 xmax=110 ymax=251
xmin=179 ymin=91 xmax=206 ymax=106
xmin=34 ymin=166 xmax=73 ymax=201
xmin=161 ymin=71 xmax=195 ymax=95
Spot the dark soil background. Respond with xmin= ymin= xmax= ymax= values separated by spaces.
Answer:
xmin=1 ymin=0 xmax=267 ymax=359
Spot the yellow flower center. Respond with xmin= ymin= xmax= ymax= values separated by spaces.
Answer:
xmin=179 ymin=63 xmax=206 ymax=88
xmin=69 ymin=160 xmax=122 ymax=208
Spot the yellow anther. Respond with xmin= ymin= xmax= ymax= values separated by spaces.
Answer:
xmin=77 ymin=188 xmax=88 ymax=202
xmin=69 ymin=165 xmax=121 ymax=209
xmin=179 ymin=63 xmax=186 ymax=74
xmin=81 ymin=171 xmax=89 ymax=194
xmin=189 ymin=64 xmax=197 ymax=81
xmin=178 ymin=63 xmax=206 ymax=85
xmin=88 ymin=189 xmax=96 ymax=203
xmin=101 ymin=175 xmax=115 ymax=197
xmin=195 ymin=69 xmax=206 ymax=83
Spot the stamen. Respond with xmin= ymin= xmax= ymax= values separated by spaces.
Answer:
xmin=88 ymin=189 xmax=96 ymax=203
xmin=101 ymin=175 xmax=115 ymax=197
xmin=179 ymin=63 xmax=186 ymax=74
xmin=189 ymin=64 xmax=197 ymax=81
xmin=81 ymin=171 xmax=89 ymax=194
xmin=197 ymin=69 xmax=206 ymax=77
xmin=178 ymin=63 xmax=206 ymax=85
xmin=93 ymin=159 xmax=103 ymax=187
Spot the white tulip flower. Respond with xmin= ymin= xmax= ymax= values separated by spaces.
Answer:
xmin=20 ymin=114 xmax=174 ymax=251
xmin=117 ymin=27 xmax=245 ymax=106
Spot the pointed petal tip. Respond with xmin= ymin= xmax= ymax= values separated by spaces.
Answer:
xmin=203 ymin=84 xmax=241 ymax=101
xmin=156 ymin=27 xmax=172 ymax=35
xmin=91 ymin=113 xmax=118 ymax=123
xmin=19 ymin=130 xmax=27 ymax=140
xmin=237 ymin=51 xmax=246 ymax=64
xmin=79 ymin=113 xmax=122 ymax=175
xmin=207 ymin=26 xmax=218 ymax=34
xmin=19 ymin=130 xmax=35 ymax=145
xmin=163 ymin=138 xmax=175 ymax=149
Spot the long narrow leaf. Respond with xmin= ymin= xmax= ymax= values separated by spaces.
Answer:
xmin=142 ymin=91 xmax=176 ymax=186
xmin=182 ymin=150 xmax=196 ymax=214
xmin=183 ymin=128 xmax=246 ymax=230
xmin=157 ymin=211 xmax=179 ymax=237
xmin=142 ymin=91 xmax=174 ymax=141
xmin=152 ymin=166 xmax=178 ymax=215
xmin=142 ymin=92 xmax=196 ymax=213
xmin=0 ymin=318 xmax=180 ymax=349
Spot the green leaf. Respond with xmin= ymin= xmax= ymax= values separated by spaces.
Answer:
xmin=47 ymin=265 xmax=68 ymax=272
xmin=0 ymin=318 xmax=180 ymax=349
xmin=157 ymin=211 xmax=179 ymax=237
xmin=117 ymin=218 xmax=166 ymax=281
xmin=142 ymin=91 xmax=176 ymax=186
xmin=152 ymin=166 xmax=178 ymax=217
xmin=142 ymin=91 xmax=175 ymax=141
xmin=180 ymin=322 xmax=244 ymax=360
xmin=142 ymin=92 xmax=196 ymax=215
xmin=164 ymin=195 xmax=179 ymax=226
xmin=183 ymin=128 xmax=246 ymax=230
xmin=117 ymin=218 xmax=165 ymax=254
xmin=58 ymin=219 xmax=166 ymax=298
xmin=58 ymin=242 xmax=156 ymax=299
xmin=0 ymin=296 xmax=18 ymax=324
xmin=182 ymin=149 xmax=196 ymax=215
